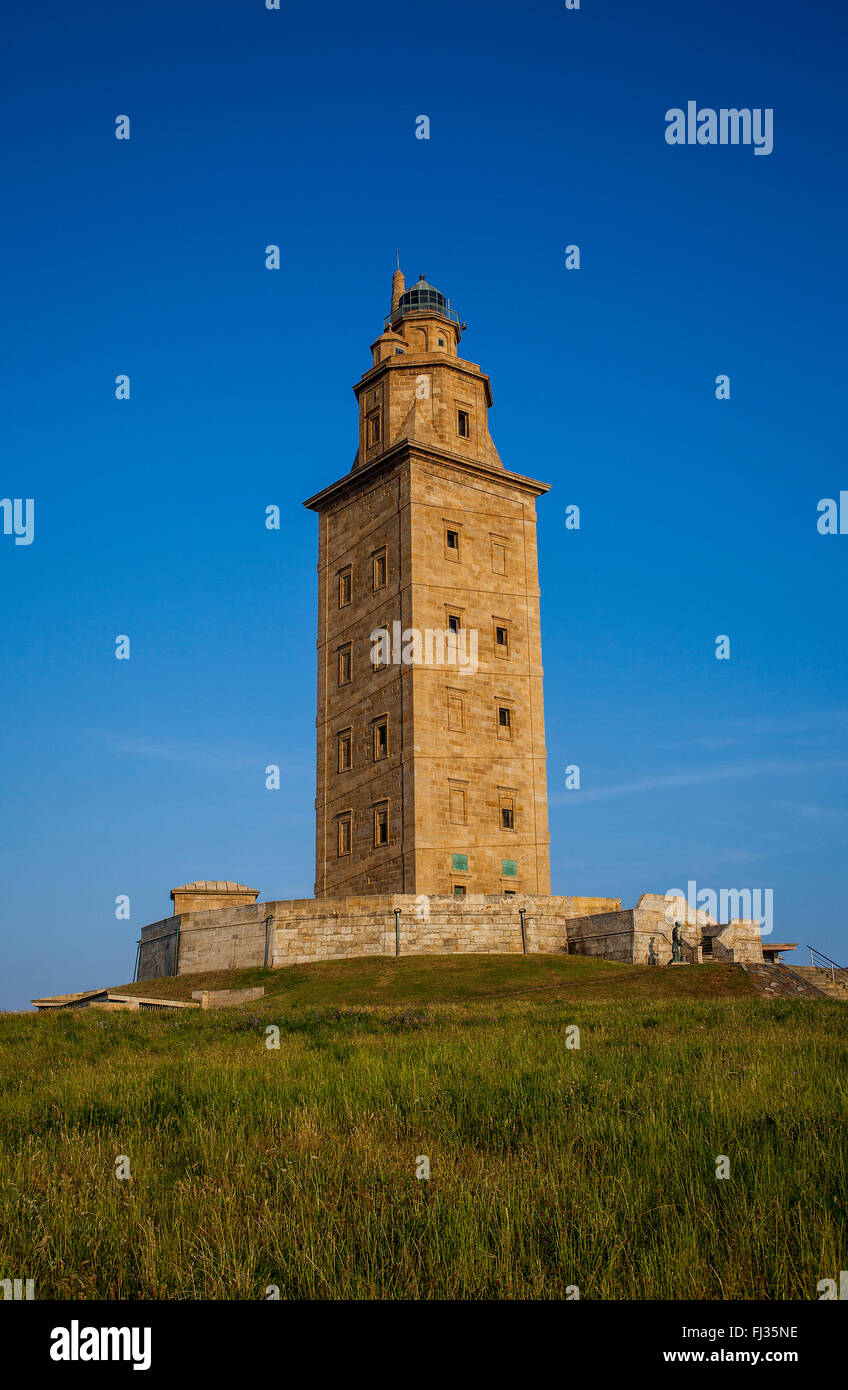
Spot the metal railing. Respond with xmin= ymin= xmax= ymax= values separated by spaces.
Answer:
xmin=805 ymin=945 xmax=848 ymax=988
xmin=385 ymin=302 xmax=462 ymax=331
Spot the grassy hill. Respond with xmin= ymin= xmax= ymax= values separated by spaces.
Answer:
xmin=2 ymin=954 xmax=846 ymax=1300
xmin=117 ymin=952 xmax=759 ymax=1006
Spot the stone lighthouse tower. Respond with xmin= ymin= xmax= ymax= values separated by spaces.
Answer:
xmin=304 ymin=266 xmax=551 ymax=899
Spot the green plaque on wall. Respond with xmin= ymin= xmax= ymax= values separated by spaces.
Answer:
xmin=502 ymin=859 xmax=518 ymax=877
xmin=452 ymin=853 xmax=468 ymax=872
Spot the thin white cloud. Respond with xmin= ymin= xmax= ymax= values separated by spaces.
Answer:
xmin=658 ymin=711 xmax=848 ymax=754
xmin=97 ymin=732 xmax=308 ymax=776
xmin=777 ymin=800 xmax=848 ymax=822
xmin=722 ymin=710 xmax=848 ymax=736
xmin=552 ymin=758 xmax=848 ymax=807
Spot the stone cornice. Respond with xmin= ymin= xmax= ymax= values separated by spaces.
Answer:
xmin=303 ymin=439 xmax=550 ymax=513
xmin=357 ymin=353 xmax=494 ymax=408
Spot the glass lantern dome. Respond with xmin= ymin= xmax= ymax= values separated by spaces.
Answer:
xmin=389 ymin=275 xmax=460 ymax=327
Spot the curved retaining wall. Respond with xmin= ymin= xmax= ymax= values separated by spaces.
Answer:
xmin=136 ymin=893 xmax=620 ymax=980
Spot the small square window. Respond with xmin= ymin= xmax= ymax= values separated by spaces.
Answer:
xmin=453 ymin=883 xmax=467 ymax=898
xmin=373 ymin=718 xmax=388 ymax=761
xmin=437 ymin=337 xmax=445 ymax=347
xmin=444 ymin=525 xmax=461 ymax=562
xmin=338 ymin=729 xmax=352 ymax=772
xmin=452 ymin=853 xmax=468 ymax=873
xmin=499 ymin=788 xmax=516 ymax=829
xmin=338 ymin=645 xmax=352 ymax=685
xmin=502 ymin=859 xmax=518 ymax=878
xmin=373 ymin=549 xmax=387 ymax=590
xmin=457 ymin=410 xmax=470 ymax=438
xmin=338 ymin=568 xmax=352 ymax=607
xmin=394 ymin=347 xmax=405 ymax=355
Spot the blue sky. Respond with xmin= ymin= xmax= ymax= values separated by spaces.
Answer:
xmin=1 ymin=0 xmax=846 ymax=1009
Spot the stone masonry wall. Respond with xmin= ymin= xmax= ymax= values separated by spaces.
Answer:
xmin=136 ymin=893 xmax=620 ymax=981
xmin=137 ymin=917 xmax=179 ymax=978
xmin=566 ymin=900 xmax=765 ymax=967
xmin=566 ymin=910 xmax=637 ymax=963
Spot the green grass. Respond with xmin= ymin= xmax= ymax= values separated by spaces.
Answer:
xmin=117 ymin=952 xmax=758 ymax=1005
xmin=2 ymin=956 xmax=846 ymax=1300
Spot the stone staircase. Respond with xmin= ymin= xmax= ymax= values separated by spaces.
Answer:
xmin=780 ymin=965 xmax=848 ymax=1001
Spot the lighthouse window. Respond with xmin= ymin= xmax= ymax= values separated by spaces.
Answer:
xmin=373 ymin=717 xmax=389 ymax=761
xmin=373 ymin=803 xmax=389 ymax=846
xmin=338 ymin=729 xmax=352 ymax=772
xmin=337 ymin=814 xmax=352 ymax=857
xmin=444 ymin=524 xmax=462 ymax=562
xmin=457 ymin=410 xmax=470 ymax=438
xmin=372 ymin=547 xmax=387 ymax=590
xmin=338 ymin=644 xmax=352 ymax=686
